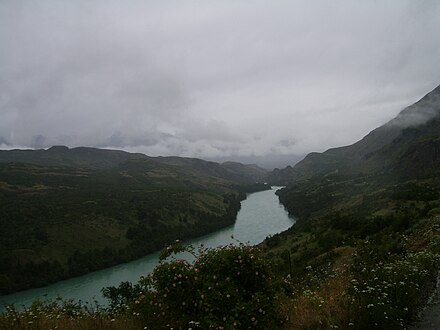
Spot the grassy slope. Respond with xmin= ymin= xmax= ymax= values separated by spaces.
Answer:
xmin=0 ymin=151 xmax=266 ymax=294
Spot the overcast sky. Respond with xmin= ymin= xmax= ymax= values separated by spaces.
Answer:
xmin=1 ymin=0 xmax=440 ymax=167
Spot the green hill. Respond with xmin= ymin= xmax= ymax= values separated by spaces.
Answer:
xmin=0 ymin=148 xmax=267 ymax=294
xmin=0 ymin=146 xmax=267 ymax=183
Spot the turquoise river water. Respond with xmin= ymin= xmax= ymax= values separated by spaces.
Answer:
xmin=0 ymin=186 xmax=294 ymax=311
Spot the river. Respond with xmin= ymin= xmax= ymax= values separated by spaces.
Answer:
xmin=0 ymin=186 xmax=294 ymax=311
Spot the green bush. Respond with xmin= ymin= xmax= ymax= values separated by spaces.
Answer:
xmin=103 ymin=242 xmax=281 ymax=329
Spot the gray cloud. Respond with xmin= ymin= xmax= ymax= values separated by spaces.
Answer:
xmin=0 ymin=136 xmax=11 ymax=147
xmin=1 ymin=0 xmax=440 ymax=166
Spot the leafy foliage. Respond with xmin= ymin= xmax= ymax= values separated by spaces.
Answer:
xmin=103 ymin=242 xmax=281 ymax=329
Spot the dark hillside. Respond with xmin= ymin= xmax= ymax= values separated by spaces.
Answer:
xmin=0 ymin=147 xmax=267 ymax=184
xmin=155 ymin=156 xmax=267 ymax=183
xmin=0 ymin=148 xmax=266 ymax=294
xmin=262 ymin=84 xmax=440 ymax=328
xmin=0 ymin=146 xmax=149 ymax=169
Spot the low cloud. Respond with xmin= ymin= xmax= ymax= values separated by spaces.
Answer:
xmin=1 ymin=1 xmax=440 ymax=166
xmin=0 ymin=136 xmax=11 ymax=146
xmin=388 ymin=86 xmax=440 ymax=128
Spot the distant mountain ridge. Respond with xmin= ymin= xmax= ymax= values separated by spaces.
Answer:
xmin=0 ymin=146 xmax=149 ymax=169
xmin=0 ymin=146 xmax=267 ymax=184
xmin=268 ymin=84 xmax=440 ymax=184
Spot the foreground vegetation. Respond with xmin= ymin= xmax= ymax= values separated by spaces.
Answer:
xmin=270 ymin=215 xmax=440 ymax=329
xmin=1 ymin=242 xmax=281 ymax=329
xmin=2 ymin=214 xmax=440 ymax=329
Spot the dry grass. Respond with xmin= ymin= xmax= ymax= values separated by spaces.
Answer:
xmin=281 ymin=275 xmax=352 ymax=329
xmin=280 ymin=247 xmax=356 ymax=329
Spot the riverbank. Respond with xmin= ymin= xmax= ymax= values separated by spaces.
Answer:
xmin=0 ymin=147 xmax=270 ymax=297
xmin=0 ymin=187 xmax=294 ymax=312
xmin=260 ymin=180 xmax=440 ymax=328
xmin=5 ymin=188 xmax=439 ymax=328
xmin=0 ymin=190 xmax=246 ymax=296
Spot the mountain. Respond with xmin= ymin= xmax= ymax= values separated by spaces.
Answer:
xmin=207 ymin=153 xmax=305 ymax=170
xmin=260 ymin=85 xmax=440 ymax=327
xmin=0 ymin=147 xmax=267 ymax=294
xmin=268 ymin=84 xmax=440 ymax=184
xmin=0 ymin=145 xmax=149 ymax=169
xmin=0 ymin=146 xmax=267 ymax=184
xmin=270 ymin=83 xmax=440 ymax=236
xmin=154 ymin=157 xmax=267 ymax=183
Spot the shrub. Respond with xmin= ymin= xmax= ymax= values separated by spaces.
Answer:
xmin=104 ymin=242 xmax=281 ymax=329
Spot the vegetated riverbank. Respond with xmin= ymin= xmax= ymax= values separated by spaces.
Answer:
xmin=259 ymin=172 xmax=440 ymax=327
xmin=0 ymin=184 xmax=246 ymax=296
xmin=0 ymin=187 xmax=296 ymax=329
xmin=0 ymin=186 xmax=288 ymax=313
xmin=263 ymin=205 xmax=440 ymax=328
xmin=0 ymin=243 xmax=282 ymax=330
xmin=1 ymin=206 xmax=439 ymax=329
xmin=3 ymin=215 xmax=438 ymax=330
xmin=0 ymin=148 xmax=270 ymax=295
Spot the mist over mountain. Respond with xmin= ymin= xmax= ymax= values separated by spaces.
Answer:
xmin=268 ymin=84 xmax=440 ymax=184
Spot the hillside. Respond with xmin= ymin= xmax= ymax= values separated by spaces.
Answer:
xmin=261 ymin=84 xmax=440 ymax=328
xmin=0 ymin=146 xmax=268 ymax=184
xmin=0 ymin=146 xmax=150 ymax=169
xmin=270 ymin=84 xmax=440 ymax=227
xmin=0 ymin=148 xmax=267 ymax=294
xmin=267 ymin=84 xmax=440 ymax=184
xmin=154 ymin=157 xmax=267 ymax=184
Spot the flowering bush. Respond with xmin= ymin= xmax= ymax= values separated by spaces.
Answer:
xmin=104 ymin=242 xmax=281 ymax=329
xmin=348 ymin=242 xmax=440 ymax=328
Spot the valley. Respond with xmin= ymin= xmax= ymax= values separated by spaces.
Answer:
xmin=1 ymin=84 xmax=440 ymax=329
